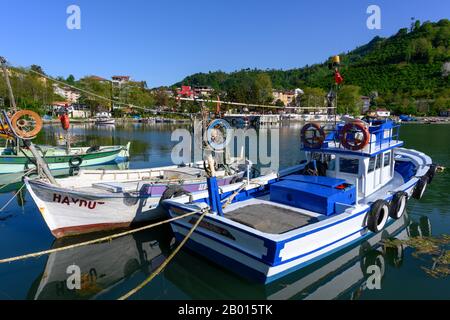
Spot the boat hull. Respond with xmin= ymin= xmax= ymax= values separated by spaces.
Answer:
xmin=24 ymin=172 xmax=244 ymax=238
xmin=0 ymin=145 xmax=129 ymax=174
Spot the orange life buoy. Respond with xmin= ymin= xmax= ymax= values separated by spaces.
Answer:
xmin=301 ymin=122 xmax=325 ymax=149
xmin=60 ymin=114 xmax=70 ymax=131
xmin=10 ymin=110 xmax=43 ymax=139
xmin=340 ymin=120 xmax=370 ymax=151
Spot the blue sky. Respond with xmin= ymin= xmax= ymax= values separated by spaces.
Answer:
xmin=0 ymin=0 xmax=448 ymax=87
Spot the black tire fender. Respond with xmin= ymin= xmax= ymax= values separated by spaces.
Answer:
xmin=159 ymin=185 xmax=190 ymax=205
xmin=367 ymin=199 xmax=389 ymax=233
xmin=389 ymin=191 xmax=408 ymax=219
xmin=69 ymin=156 xmax=83 ymax=168
xmin=426 ymin=164 xmax=437 ymax=184
xmin=412 ymin=176 xmax=428 ymax=200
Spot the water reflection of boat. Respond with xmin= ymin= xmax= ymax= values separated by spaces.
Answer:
xmin=164 ymin=213 xmax=411 ymax=300
xmin=28 ymin=224 xmax=174 ymax=300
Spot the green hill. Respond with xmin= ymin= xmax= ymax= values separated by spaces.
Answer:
xmin=175 ymin=19 xmax=450 ymax=115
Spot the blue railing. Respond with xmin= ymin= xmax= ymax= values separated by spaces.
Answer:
xmin=322 ymin=121 xmax=401 ymax=154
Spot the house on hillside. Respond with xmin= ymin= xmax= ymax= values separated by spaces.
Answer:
xmin=272 ymin=90 xmax=298 ymax=107
xmin=53 ymin=84 xmax=81 ymax=103
xmin=112 ymin=75 xmax=130 ymax=86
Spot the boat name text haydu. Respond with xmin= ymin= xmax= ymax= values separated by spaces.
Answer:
xmin=53 ymin=194 xmax=105 ymax=209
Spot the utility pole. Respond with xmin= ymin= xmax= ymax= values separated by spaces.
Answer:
xmin=0 ymin=56 xmax=17 ymax=113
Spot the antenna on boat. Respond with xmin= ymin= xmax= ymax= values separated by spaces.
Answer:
xmin=328 ymin=55 xmax=343 ymax=126
xmin=0 ymin=56 xmax=58 ymax=185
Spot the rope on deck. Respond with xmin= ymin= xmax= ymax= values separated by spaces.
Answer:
xmin=118 ymin=209 xmax=208 ymax=300
xmin=0 ymin=209 xmax=206 ymax=264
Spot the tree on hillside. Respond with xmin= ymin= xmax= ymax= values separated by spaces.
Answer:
xmin=251 ymin=73 xmax=273 ymax=105
xmin=66 ymin=74 xmax=75 ymax=85
xmin=299 ymin=87 xmax=326 ymax=112
xmin=337 ymin=85 xmax=362 ymax=115
xmin=30 ymin=65 xmax=45 ymax=75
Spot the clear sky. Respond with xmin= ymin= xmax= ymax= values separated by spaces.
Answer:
xmin=0 ymin=0 xmax=448 ymax=87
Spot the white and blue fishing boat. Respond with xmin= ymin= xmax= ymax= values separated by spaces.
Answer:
xmin=163 ymin=118 xmax=437 ymax=283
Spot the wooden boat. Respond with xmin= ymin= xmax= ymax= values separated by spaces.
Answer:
xmin=0 ymin=142 xmax=130 ymax=175
xmin=163 ymin=119 xmax=437 ymax=283
xmin=24 ymin=158 xmax=253 ymax=238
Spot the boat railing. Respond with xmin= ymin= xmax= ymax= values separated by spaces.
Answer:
xmin=322 ymin=122 xmax=401 ymax=154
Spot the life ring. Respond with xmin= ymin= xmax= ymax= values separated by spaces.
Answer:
xmin=340 ymin=120 xmax=370 ymax=151
xmin=426 ymin=164 xmax=437 ymax=184
xmin=389 ymin=191 xmax=408 ymax=219
xmin=367 ymin=199 xmax=389 ymax=233
xmin=10 ymin=110 xmax=43 ymax=139
xmin=301 ymin=122 xmax=325 ymax=149
xmin=412 ymin=176 xmax=428 ymax=200
xmin=69 ymin=156 xmax=83 ymax=168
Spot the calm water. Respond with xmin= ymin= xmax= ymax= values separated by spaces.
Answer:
xmin=0 ymin=123 xmax=449 ymax=300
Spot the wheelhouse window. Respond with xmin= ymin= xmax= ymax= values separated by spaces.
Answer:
xmin=383 ymin=152 xmax=391 ymax=167
xmin=325 ymin=154 xmax=336 ymax=171
xmin=339 ymin=158 xmax=359 ymax=174
xmin=376 ymin=154 xmax=382 ymax=169
xmin=368 ymin=156 xmax=376 ymax=173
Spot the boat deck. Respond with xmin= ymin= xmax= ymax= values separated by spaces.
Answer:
xmin=223 ymin=199 xmax=321 ymax=234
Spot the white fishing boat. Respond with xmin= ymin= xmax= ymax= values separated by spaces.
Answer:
xmin=95 ymin=112 xmax=115 ymax=125
xmin=24 ymin=158 xmax=253 ymax=238
xmin=163 ymin=119 xmax=437 ymax=283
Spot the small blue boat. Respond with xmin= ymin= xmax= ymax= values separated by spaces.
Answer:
xmin=163 ymin=119 xmax=436 ymax=283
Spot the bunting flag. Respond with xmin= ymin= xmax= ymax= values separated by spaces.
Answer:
xmin=335 ymin=70 xmax=344 ymax=85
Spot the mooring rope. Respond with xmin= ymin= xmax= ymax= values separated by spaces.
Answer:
xmin=0 ymin=209 xmax=206 ymax=264
xmin=118 ymin=209 xmax=208 ymax=300
xmin=0 ymin=184 xmax=25 ymax=212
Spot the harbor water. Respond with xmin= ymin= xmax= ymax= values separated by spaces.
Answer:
xmin=0 ymin=123 xmax=448 ymax=300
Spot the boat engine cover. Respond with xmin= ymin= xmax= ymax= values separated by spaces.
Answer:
xmin=270 ymin=175 xmax=356 ymax=216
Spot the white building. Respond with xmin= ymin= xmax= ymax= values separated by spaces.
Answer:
xmin=53 ymin=85 xmax=81 ymax=103
xmin=112 ymin=76 xmax=130 ymax=86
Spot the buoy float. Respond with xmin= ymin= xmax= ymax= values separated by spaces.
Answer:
xmin=340 ymin=120 xmax=370 ymax=151
xmin=301 ymin=122 xmax=325 ymax=149
xmin=60 ymin=113 xmax=70 ymax=131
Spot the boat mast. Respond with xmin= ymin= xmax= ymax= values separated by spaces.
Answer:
xmin=0 ymin=56 xmax=58 ymax=185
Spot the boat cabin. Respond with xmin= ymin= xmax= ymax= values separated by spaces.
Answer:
xmin=302 ymin=119 xmax=402 ymax=199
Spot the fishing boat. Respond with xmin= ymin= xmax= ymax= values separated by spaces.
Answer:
xmin=0 ymin=142 xmax=130 ymax=175
xmin=163 ymin=118 xmax=438 ymax=283
xmin=24 ymin=158 xmax=254 ymax=238
xmin=94 ymin=112 xmax=115 ymax=125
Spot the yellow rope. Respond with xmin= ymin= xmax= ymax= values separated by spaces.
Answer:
xmin=118 ymin=209 xmax=208 ymax=300
xmin=0 ymin=209 xmax=204 ymax=264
